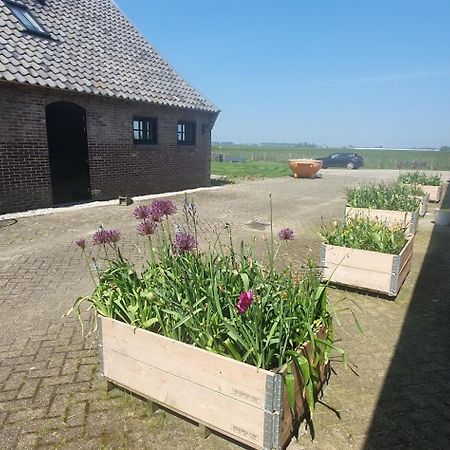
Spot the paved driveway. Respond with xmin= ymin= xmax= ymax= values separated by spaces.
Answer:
xmin=0 ymin=169 xmax=449 ymax=449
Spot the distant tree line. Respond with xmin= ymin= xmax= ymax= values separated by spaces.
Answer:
xmin=212 ymin=141 xmax=323 ymax=148
xmin=440 ymin=146 xmax=450 ymax=152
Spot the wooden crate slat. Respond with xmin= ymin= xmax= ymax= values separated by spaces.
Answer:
xmin=423 ymin=185 xmax=441 ymax=203
xmin=345 ymin=206 xmax=418 ymax=234
xmin=101 ymin=317 xmax=272 ymax=410
xmin=404 ymin=184 xmax=442 ymax=203
xmin=278 ymin=330 xmax=329 ymax=447
xmin=103 ymin=347 xmax=267 ymax=449
xmin=322 ymin=263 xmax=392 ymax=293
xmin=398 ymin=235 xmax=414 ymax=272
xmin=322 ymin=244 xmax=394 ymax=273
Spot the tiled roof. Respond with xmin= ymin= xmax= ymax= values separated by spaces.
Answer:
xmin=0 ymin=0 xmax=218 ymax=112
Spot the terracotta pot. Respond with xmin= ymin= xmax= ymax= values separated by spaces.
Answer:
xmin=288 ymin=159 xmax=323 ymax=178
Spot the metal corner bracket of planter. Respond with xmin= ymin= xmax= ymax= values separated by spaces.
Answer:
xmin=319 ymin=235 xmax=414 ymax=297
xmin=415 ymin=193 xmax=429 ymax=217
xmin=344 ymin=206 xmax=419 ymax=235
xmin=97 ymin=316 xmax=329 ymax=450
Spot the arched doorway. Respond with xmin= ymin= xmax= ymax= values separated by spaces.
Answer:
xmin=46 ymin=102 xmax=91 ymax=204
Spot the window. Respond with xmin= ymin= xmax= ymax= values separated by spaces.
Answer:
xmin=133 ymin=117 xmax=157 ymax=144
xmin=177 ymin=121 xmax=196 ymax=145
xmin=6 ymin=1 xmax=49 ymax=37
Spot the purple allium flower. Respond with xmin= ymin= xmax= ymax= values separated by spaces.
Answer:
xmin=75 ymin=238 xmax=86 ymax=250
xmin=150 ymin=199 xmax=177 ymax=218
xmin=92 ymin=229 xmax=122 ymax=245
xmin=133 ymin=205 xmax=152 ymax=220
xmin=278 ymin=228 xmax=294 ymax=241
xmin=137 ymin=220 xmax=158 ymax=236
xmin=147 ymin=205 xmax=164 ymax=222
xmin=236 ymin=290 xmax=254 ymax=314
xmin=172 ymin=232 xmax=197 ymax=254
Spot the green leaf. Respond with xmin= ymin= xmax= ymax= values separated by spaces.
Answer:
xmin=285 ymin=362 xmax=296 ymax=413
xmin=305 ymin=379 xmax=315 ymax=417
xmin=240 ymin=273 xmax=250 ymax=291
xmin=142 ymin=317 xmax=159 ymax=329
xmin=297 ymin=355 xmax=314 ymax=416
xmin=224 ymin=338 xmax=242 ymax=361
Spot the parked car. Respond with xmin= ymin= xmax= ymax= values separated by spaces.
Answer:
xmin=316 ymin=153 xmax=364 ymax=169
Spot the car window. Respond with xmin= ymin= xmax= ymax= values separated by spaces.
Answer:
xmin=330 ymin=154 xmax=338 ymax=159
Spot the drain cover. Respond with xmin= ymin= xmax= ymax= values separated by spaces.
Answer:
xmin=245 ymin=220 xmax=270 ymax=231
xmin=0 ymin=219 xmax=17 ymax=228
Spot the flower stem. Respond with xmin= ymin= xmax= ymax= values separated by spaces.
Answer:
xmin=165 ymin=216 xmax=172 ymax=243
xmin=269 ymin=193 xmax=274 ymax=272
xmin=83 ymin=251 xmax=97 ymax=286
xmin=147 ymin=235 xmax=156 ymax=265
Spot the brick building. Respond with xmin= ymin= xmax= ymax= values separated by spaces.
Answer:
xmin=0 ymin=0 xmax=219 ymax=214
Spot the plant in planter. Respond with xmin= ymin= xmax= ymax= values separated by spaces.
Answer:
xmin=71 ymin=197 xmax=345 ymax=449
xmin=398 ymin=183 xmax=429 ymax=216
xmin=319 ymin=216 xmax=413 ymax=296
xmin=398 ymin=171 xmax=443 ymax=203
xmin=345 ymin=183 xmax=423 ymax=233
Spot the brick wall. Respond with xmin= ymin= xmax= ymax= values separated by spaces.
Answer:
xmin=0 ymin=82 xmax=219 ymax=214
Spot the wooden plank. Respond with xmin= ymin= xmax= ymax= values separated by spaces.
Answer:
xmin=278 ymin=329 xmax=329 ymax=447
xmin=101 ymin=317 xmax=272 ymax=410
xmin=323 ymin=262 xmax=392 ymax=293
xmin=279 ymin=364 xmax=330 ymax=448
xmin=396 ymin=255 xmax=412 ymax=294
xmin=404 ymin=184 xmax=442 ymax=203
xmin=398 ymin=236 xmax=414 ymax=273
xmin=322 ymin=244 xmax=394 ymax=273
xmin=103 ymin=348 xmax=266 ymax=449
xmin=423 ymin=185 xmax=441 ymax=203
xmin=345 ymin=207 xmax=418 ymax=234
xmin=280 ymin=361 xmax=305 ymax=446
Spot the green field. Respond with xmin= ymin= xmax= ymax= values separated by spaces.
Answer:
xmin=211 ymin=161 xmax=291 ymax=178
xmin=211 ymin=146 xmax=450 ymax=179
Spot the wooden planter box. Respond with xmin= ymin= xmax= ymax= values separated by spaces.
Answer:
xmin=422 ymin=185 xmax=442 ymax=203
xmin=406 ymin=184 xmax=442 ymax=203
xmin=98 ymin=317 xmax=329 ymax=450
xmin=319 ymin=236 xmax=414 ymax=297
xmin=345 ymin=206 xmax=419 ymax=235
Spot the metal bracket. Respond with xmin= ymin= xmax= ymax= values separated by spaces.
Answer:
xmin=263 ymin=374 xmax=283 ymax=449
xmin=97 ymin=316 xmax=105 ymax=379
xmin=410 ymin=211 xmax=418 ymax=234
xmin=318 ymin=244 xmax=326 ymax=276
xmin=389 ymin=255 xmax=401 ymax=296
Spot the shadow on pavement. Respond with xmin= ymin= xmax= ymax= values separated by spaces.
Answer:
xmin=363 ymin=185 xmax=450 ymax=449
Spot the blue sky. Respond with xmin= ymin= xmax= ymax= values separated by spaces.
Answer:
xmin=116 ymin=1 xmax=450 ymax=147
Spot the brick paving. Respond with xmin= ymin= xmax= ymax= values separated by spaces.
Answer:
xmin=0 ymin=169 xmax=449 ymax=449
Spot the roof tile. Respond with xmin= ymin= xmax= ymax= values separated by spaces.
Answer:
xmin=0 ymin=0 xmax=218 ymax=112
